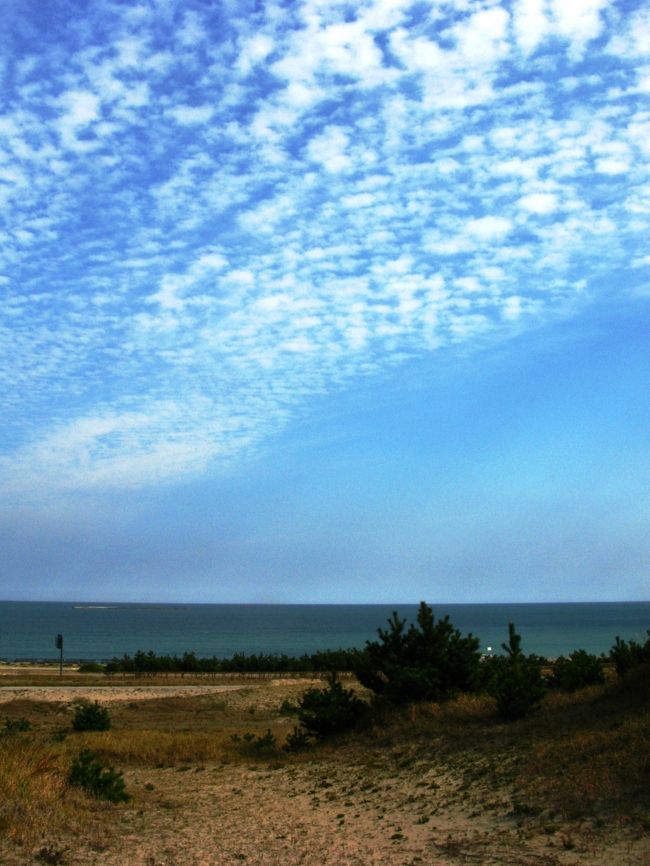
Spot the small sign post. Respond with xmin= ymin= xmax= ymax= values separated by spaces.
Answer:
xmin=55 ymin=634 xmax=63 ymax=677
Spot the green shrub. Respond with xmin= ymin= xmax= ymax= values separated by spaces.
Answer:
xmin=487 ymin=623 xmax=547 ymax=721
xmin=354 ymin=601 xmax=482 ymax=705
xmin=230 ymin=729 xmax=278 ymax=754
xmin=68 ymin=750 xmax=130 ymax=803
xmin=296 ymin=673 xmax=368 ymax=738
xmin=71 ymin=700 xmax=111 ymax=732
xmin=252 ymin=728 xmax=276 ymax=751
xmin=550 ymin=650 xmax=605 ymax=692
xmin=1 ymin=717 xmax=32 ymax=736
xmin=77 ymin=662 xmax=106 ymax=673
xmin=283 ymin=725 xmax=311 ymax=752
xmin=609 ymin=631 xmax=650 ymax=676
xmin=279 ymin=698 xmax=299 ymax=716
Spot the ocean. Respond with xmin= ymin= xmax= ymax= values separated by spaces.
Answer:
xmin=0 ymin=601 xmax=648 ymax=662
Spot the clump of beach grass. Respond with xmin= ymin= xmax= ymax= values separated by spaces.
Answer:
xmin=0 ymin=737 xmax=76 ymax=845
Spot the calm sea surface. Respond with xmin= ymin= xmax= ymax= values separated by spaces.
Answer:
xmin=0 ymin=601 xmax=648 ymax=661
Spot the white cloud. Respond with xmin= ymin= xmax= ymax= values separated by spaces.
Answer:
xmin=465 ymin=216 xmax=513 ymax=241
xmin=306 ymin=126 xmax=352 ymax=172
xmin=595 ymin=157 xmax=630 ymax=175
xmin=237 ymin=34 xmax=274 ymax=73
xmin=513 ymin=0 xmax=550 ymax=55
xmin=168 ymin=105 xmax=215 ymax=125
xmin=550 ymin=0 xmax=608 ymax=58
xmin=518 ymin=193 xmax=559 ymax=214
xmin=607 ymin=8 xmax=650 ymax=58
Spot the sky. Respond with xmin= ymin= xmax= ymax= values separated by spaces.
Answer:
xmin=1 ymin=0 xmax=649 ymax=604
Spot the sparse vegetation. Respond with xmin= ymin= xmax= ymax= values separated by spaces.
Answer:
xmin=283 ymin=725 xmax=311 ymax=752
xmin=1 ymin=716 xmax=32 ymax=736
xmin=1 ymin=611 xmax=649 ymax=864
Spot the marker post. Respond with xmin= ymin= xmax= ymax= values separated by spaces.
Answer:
xmin=55 ymin=634 xmax=63 ymax=677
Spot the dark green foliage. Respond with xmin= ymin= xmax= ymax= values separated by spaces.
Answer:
xmin=609 ymin=631 xmax=650 ymax=676
xmin=283 ymin=725 xmax=311 ymax=752
xmin=230 ymin=729 xmax=278 ymax=755
xmin=354 ymin=601 xmax=482 ymax=705
xmin=35 ymin=846 xmax=68 ymax=865
xmin=296 ymin=673 xmax=368 ymax=738
xmin=279 ymin=698 xmax=299 ymax=716
xmin=71 ymin=700 xmax=111 ymax=732
xmin=252 ymin=728 xmax=276 ymax=751
xmin=550 ymin=650 xmax=605 ymax=692
xmin=68 ymin=750 xmax=130 ymax=803
xmin=77 ymin=662 xmax=106 ymax=673
xmin=1 ymin=717 xmax=32 ymax=735
xmin=103 ymin=646 xmax=366 ymax=675
xmin=487 ymin=623 xmax=547 ymax=721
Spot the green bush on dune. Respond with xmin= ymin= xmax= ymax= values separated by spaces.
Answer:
xmin=353 ymin=601 xmax=482 ymax=705
xmin=609 ymin=631 xmax=650 ymax=676
xmin=295 ymin=673 xmax=368 ymax=738
xmin=485 ymin=623 xmax=547 ymax=721
xmin=550 ymin=650 xmax=605 ymax=692
xmin=68 ymin=750 xmax=130 ymax=803
xmin=71 ymin=700 xmax=111 ymax=732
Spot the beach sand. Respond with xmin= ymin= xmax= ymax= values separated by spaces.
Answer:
xmin=0 ymin=675 xmax=648 ymax=865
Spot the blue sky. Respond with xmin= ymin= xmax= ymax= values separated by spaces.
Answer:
xmin=1 ymin=0 xmax=649 ymax=603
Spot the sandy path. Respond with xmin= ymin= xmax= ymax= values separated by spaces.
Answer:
xmin=3 ymin=757 xmax=647 ymax=866
xmin=0 ymin=685 xmax=249 ymax=703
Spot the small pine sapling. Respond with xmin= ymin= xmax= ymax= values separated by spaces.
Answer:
xmin=488 ymin=623 xmax=547 ymax=721
xmin=296 ymin=673 xmax=368 ymax=738
xmin=71 ymin=700 xmax=111 ymax=732
xmin=69 ymin=750 xmax=130 ymax=802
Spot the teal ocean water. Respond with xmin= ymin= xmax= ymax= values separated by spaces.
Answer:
xmin=0 ymin=601 xmax=648 ymax=662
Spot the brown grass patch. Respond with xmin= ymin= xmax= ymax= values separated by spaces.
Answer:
xmin=0 ymin=737 xmax=81 ymax=845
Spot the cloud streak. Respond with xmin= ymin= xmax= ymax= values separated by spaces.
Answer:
xmin=0 ymin=0 xmax=648 ymax=497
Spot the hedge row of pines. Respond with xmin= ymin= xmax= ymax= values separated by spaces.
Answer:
xmin=98 ymin=647 xmax=366 ymax=674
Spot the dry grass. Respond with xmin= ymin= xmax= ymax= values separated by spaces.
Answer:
xmin=64 ymin=728 xmax=236 ymax=767
xmin=0 ymin=737 xmax=82 ymax=845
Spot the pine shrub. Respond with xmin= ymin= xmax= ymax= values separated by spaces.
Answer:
xmin=354 ymin=601 xmax=481 ymax=705
xmin=609 ymin=631 xmax=650 ymax=676
xmin=71 ymin=700 xmax=111 ymax=732
xmin=283 ymin=725 xmax=311 ymax=752
xmin=1 ymin=717 xmax=32 ymax=735
xmin=487 ymin=623 xmax=547 ymax=721
xmin=296 ymin=673 xmax=368 ymax=738
xmin=550 ymin=650 xmax=605 ymax=692
xmin=68 ymin=750 xmax=130 ymax=803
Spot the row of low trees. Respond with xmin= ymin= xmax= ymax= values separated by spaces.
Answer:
xmin=98 ymin=647 xmax=366 ymax=675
